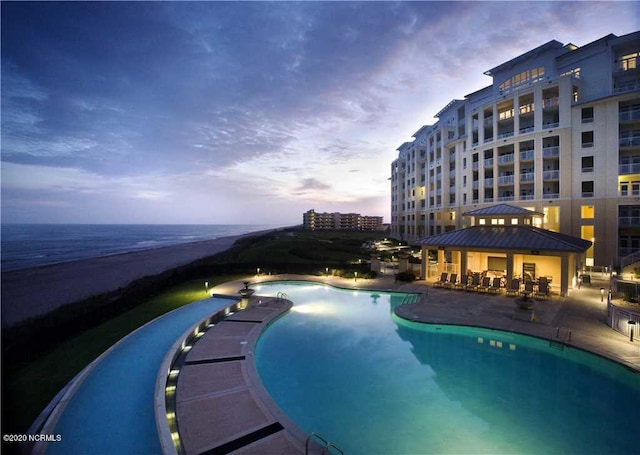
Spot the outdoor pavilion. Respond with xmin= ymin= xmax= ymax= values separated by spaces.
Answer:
xmin=416 ymin=204 xmax=593 ymax=296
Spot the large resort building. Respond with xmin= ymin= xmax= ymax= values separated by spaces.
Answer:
xmin=391 ymin=32 xmax=640 ymax=281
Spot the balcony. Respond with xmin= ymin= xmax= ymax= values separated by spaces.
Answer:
xmin=520 ymin=172 xmax=535 ymax=182
xmin=484 ymin=158 xmax=494 ymax=167
xmin=543 ymin=193 xmax=559 ymax=199
xmin=484 ymin=137 xmax=494 ymax=144
xmin=484 ymin=116 xmax=494 ymax=126
xmin=543 ymin=146 xmax=560 ymax=158
xmin=542 ymin=97 xmax=559 ymax=108
xmin=519 ymin=126 xmax=535 ymax=134
xmin=485 ymin=197 xmax=494 ymax=203
xmin=543 ymin=122 xmax=560 ymax=129
xmin=620 ymin=109 xmax=640 ymax=122
xmin=449 ymin=169 xmax=456 ymax=178
xmin=619 ymin=216 xmax=640 ymax=227
xmin=472 ymin=161 xmax=479 ymax=170
xmin=619 ymin=163 xmax=640 ymax=174
xmin=520 ymin=150 xmax=535 ymax=161
xmin=520 ymin=194 xmax=535 ymax=200
xmin=619 ymin=134 xmax=640 ymax=148
xmin=484 ymin=178 xmax=494 ymax=187
xmin=498 ymin=175 xmax=514 ymax=185
xmin=497 ymin=131 xmax=514 ymax=139
xmin=498 ymin=154 xmax=514 ymax=164
xmin=543 ymin=170 xmax=560 ymax=180
xmin=472 ymin=181 xmax=479 ymax=189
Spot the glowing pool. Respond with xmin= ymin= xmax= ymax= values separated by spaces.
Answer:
xmin=254 ymin=281 xmax=640 ymax=455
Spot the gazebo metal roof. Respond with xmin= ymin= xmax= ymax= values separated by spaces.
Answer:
xmin=462 ymin=204 xmax=544 ymax=217
xmin=416 ymin=225 xmax=592 ymax=253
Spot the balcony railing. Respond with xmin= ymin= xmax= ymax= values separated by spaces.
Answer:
xmin=542 ymin=97 xmax=559 ymax=108
xmin=520 ymin=172 xmax=535 ymax=182
xmin=498 ymin=175 xmax=514 ymax=185
xmin=543 ymin=146 xmax=560 ymax=157
xmin=484 ymin=137 xmax=493 ymax=144
xmin=619 ymin=135 xmax=640 ymax=148
xmin=485 ymin=197 xmax=494 ymax=203
xmin=498 ymin=195 xmax=515 ymax=202
xmin=484 ymin=178 xmax=494 ymax=187
xmin=619 ymin=163 xmax=640 ymax=174
xmin=543 ymin=170 xmax=560 ymax=180
xmin=619 ymin=109 xmax=640 ymax=122
xmin=497 ymin=131 xmax=514 ymax=139
xmin=543 ymin=193 xmax=559 ymax=199
xmin=543 ymin=122 xmax=560 ymax=129
xmin=472 ymin=162 xmax=479 ymax=170
xmin=520 ymin=194 xmax=535 ymax=200
xmin=520 ymin=150 xmax=535 ymax=161
xmin=519 ymin=126 xmax=535 ymax=134
xmin=619 ymin=216 xmax=640 ymax=227
xmin=614 ymin=81 xmax=640 ymax=94
xmin=472 ymin=181 xmax=479 ymax=189
xmin=498 ymin=154 xmax=515 ymax=164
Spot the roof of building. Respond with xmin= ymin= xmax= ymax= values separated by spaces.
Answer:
xmin=462 ymin=204 xmax=544 ymax=217
xmin=415 ymin=225 xmax=592 ymax=253
xmin=484 ymin=40 xmax=564 ymax=77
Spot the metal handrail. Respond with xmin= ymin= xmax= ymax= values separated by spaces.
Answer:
xmin=306 ymin=432 xmax=344 ymax=455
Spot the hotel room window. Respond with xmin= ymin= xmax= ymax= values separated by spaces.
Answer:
xmin=581 ymin=205 xmax=595 ymax=219
xmin=581 ymin=131 xmax=594 ymax=148
xmin=581 ymin=107 xmax=594 ymax=123
xmin=582 ymin=181 xmax=594 ymax=197
xmin=581 ymin=156 xmax=594 ymax=172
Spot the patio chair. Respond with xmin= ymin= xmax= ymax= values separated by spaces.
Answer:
xmin=506 ymin=279 xmax=520 ymax=296
xmin=535 ymin=277 xmax=549 ymax=299
xmin=521 ymin=280 xmax=534 ymax=297
xmin=477 ymin=276 xmax=491 ymax=292
xmin=443 ymin=273 xmax=458 ymax=289
xmin=454 ymin=274 xmax=468 ymax=290
xmin=466 ymin=273 xmax=481 ymax=291
xmin=434 ymin=273 xmax=448 ymax=288
xmin=488 ymin=277 xmax=502 ymax=294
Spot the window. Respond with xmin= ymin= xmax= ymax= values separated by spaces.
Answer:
xmin=479 ymin=218 xmax=486 ymax=225
xmin=581 ymin=205 xmax=595 ymax=219
xmin=618 ymin=52 xmax=639 ymax=71
xmin=582 ymin=181 xmax=594 ymax=197
xmin=581 ymin=131 xmax=594 ymax=148
xmin=621 ymin=182 xmax=629 ymax=196
xmin=499 ymin=67 xmax=546 ymax=92
xmin=511 ymin=218 xmax=519 ymax=225
xmin=581 ymin=156 xmax=594 ymax=172
xmin=581 ymin=107 xmax=593 ymax=123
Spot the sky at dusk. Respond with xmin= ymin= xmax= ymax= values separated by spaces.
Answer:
xmin=2 ymin=1 xmax=638 ymax=225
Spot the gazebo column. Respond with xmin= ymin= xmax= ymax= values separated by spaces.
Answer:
xmin=560 ymin=254 xmax=569 ymax=296
xmin=460 ymin=250 xmax=468 ymax=276
xmin=438 ymin=248 xmax=446 ymax=275
xmin=452 ymin=250 xmax=461 ymax=275
xmin=506 ymin=252 xmax=514 ymax=284
xmin=421 ymin=247 xmax=428 ymax=280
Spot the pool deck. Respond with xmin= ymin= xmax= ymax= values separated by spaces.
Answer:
xmin=172 ymin=273 xmax=640 ymax=454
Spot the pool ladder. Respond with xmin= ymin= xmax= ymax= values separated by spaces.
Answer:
xmin=305 ymin=432 xmax=344 ymax=455
xmin=276 ymin=291 xmax=289 ymax=301
xmin=549 ymin=327 xmax=572 ymax=351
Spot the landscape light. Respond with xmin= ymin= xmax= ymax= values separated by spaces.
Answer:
xmin=600 ymin=287 xmax=605 ymax=302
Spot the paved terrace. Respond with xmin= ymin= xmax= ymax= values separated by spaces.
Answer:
xmin=172 ymin=273 xmax=640 ymax=454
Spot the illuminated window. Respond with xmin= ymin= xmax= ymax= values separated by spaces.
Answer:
xmin=581 ymin=205 xmax=595 ymax=219
xmin=479 ymin=218 xmax=486 ymax=225
xmin=511 ymin=218 xmax=519 ymax=225
xmin=491 ymin=219 xmax=498 ymax=225
xmin=498 ymin=218 xmax=505 ymax=225
xmin=619 ymin=52 xmax=639 ymax=71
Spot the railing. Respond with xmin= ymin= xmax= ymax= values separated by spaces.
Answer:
xmin=543 ymin=193 xmax=559 ymax=199
xmin=519 ymin=126 xmax=535 ymax=134
xmin=497 ymin=131 xmax=514 ymax=139
xmin=543 ymin=122 xmax=560 ymax=129
xmin=520 ymin=193 xmax=535 ymax=200
xmin=542 ymin=97 xmax=559 ymax=108
xmin=542 ymin=146 xmax=559 ymax=157
xmin=619 ymin=109 xmax=640 ymax=122
xmin=520 ymin=150 xmax=535 ymax=161
xmin=549 ymin=327 xmax=572 ymax=351
xmin=306 ymin=432 xmax=344 ymax=455
xmin=472 ymin=161 xmax=479 ymax=170
xmin=484 ymin=158 xmax=494 ymax=167
xmin=498 ymin=195 xmax=515 ymax=202
xmin=619 ymin=136 xmax=640 ymax=148
xmin=498 ymin=154 xmax=515 ymax=164
xmin=484 ymin=178 xmax=494 ymax=187
xmin=619 ymin=163 xmax=640 ymax=174
xmin=520 ymin=172 xmax=535 ymax=182
xmin=484 ymin=137 xmax=493 ymax=143
xmin=613 ymin=81 xmax=639 ymax=94
xmin=543 ymin=170 xmax=560 ymax=180
xmin=621 ymin=251 xmax=640 ymax=270
xmin=498 ymin=175 xmax=514 ymax=185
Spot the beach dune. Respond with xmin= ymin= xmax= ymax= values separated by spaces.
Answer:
xmin=1 ymin=233 xmax=254 ymax=327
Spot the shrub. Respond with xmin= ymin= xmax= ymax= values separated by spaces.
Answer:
xmin=395 ymin=271 xmax=416 ymax=282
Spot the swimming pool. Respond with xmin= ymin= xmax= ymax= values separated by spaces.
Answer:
xmin=254 ymin=281 xmax=640 ymax=455
xmin=43 ymin=296 xmax=234 ymax=455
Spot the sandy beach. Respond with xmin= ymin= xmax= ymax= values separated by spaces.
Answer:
xmin=1 ymin=231 xmax=269 ymax=327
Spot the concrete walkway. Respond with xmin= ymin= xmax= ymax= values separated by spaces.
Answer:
xmin=172 ymin=273 xmax=640 ymax=454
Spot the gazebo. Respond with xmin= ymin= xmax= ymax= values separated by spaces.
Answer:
xmin=416 ymin=204 xmax=592 ymax=296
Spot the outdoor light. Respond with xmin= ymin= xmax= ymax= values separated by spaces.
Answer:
xmin=355 ymin=271 xmax=358 ymax=282
xmin=257 ymin=267 xmax=260 ymax=275
xmin=205 ymin=281 xmax=209 ymax=294
xmin=628 ymin=320 xmax=636 ymax=342
xmin=600 ymin=287 xmax=605 ymax=302
xmin=325 ymin=267 xmax=329 ymax=276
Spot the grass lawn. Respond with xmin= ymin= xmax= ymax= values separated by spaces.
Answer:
xmin=3 ymin=274 xmax=243 ymax=434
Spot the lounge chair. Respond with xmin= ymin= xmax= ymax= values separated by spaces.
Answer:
xmin=488 ymin=277 xmax=502 ymax=294
xmin=535 ymin=277 xmax=549 ymax=299
xmin=506 ymin=279 xmax=520 ymax=296
xmin=443 ymin=273 xmax=458 ymax=289
xmin=434 ymin=273 xmax=448 ymax=288
xmin=466 ymin=273 xmax=481 ymax=291
xmin=477 ymin=276 xmax=491 ymax=292
xmin=454 ymin=274 xmax=468 ymax=290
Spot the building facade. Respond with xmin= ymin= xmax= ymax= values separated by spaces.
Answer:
xmin=303 ymin=209 xmax=384 ymax=231
xmin=390 ymin=32 xmax=640 ymax=269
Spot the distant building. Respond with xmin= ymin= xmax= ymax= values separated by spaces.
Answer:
xmin=303 ymin=209 xmax=383 ymax=231
xmin=390 ymin=31 xmax=640 ymax=271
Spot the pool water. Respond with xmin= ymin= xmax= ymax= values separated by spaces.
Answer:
xmin=46 ymin=296 xmax=233 ymax=455
xmin=254 ymin=281 xmax=640 ymax=455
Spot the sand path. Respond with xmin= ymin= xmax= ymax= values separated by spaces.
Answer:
xmin=1 ymin=232 xmax=263 ymax=327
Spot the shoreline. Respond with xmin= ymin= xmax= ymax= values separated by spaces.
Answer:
xmin=1 ymin=228 xmax=281 ymax=327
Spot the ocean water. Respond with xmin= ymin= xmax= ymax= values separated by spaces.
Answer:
xmin=1 ymin=224 xmax=282 ymax=271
